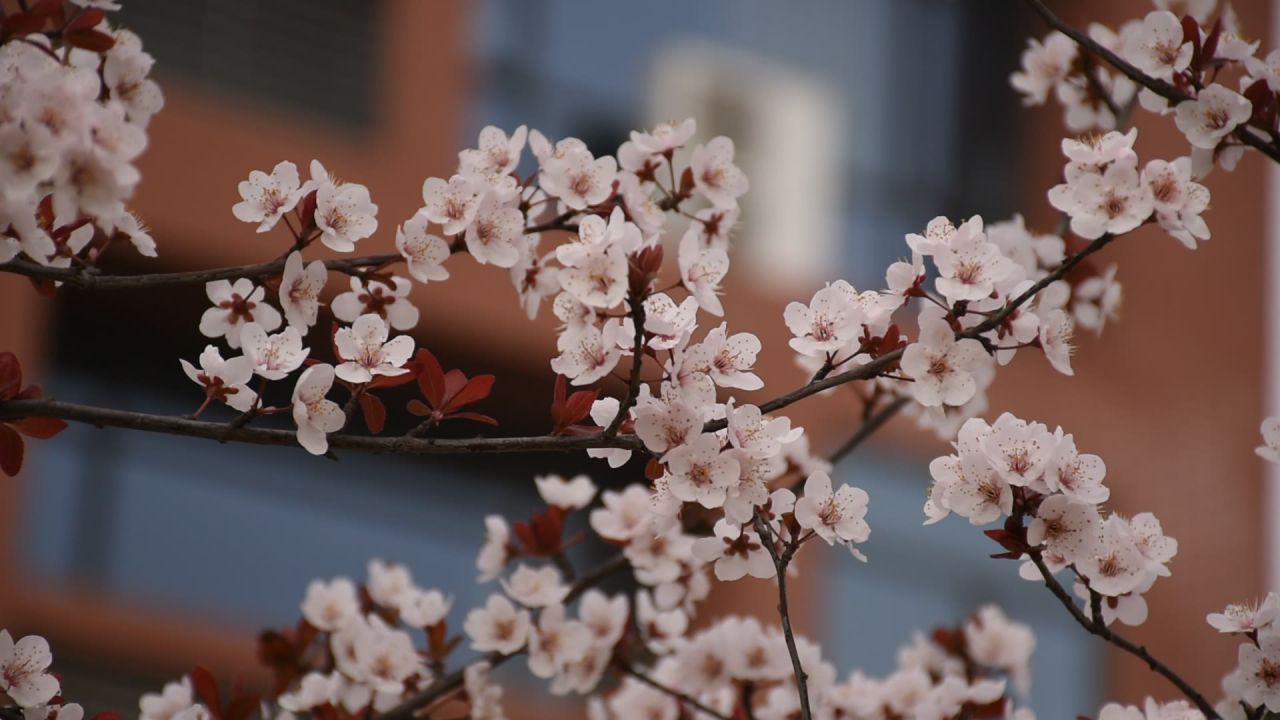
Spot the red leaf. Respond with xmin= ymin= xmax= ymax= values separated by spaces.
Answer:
xmin=90 ymin=713 xmax=121 ymax=720
xmin=444 ymin=374 xmax=494 ymax=412
xmin=66 ymin=7 xmax=105 ymax=31
xmin=0 ymin=424 xmax=24 ymax=477
xmin=445 ymin=411 xmax=498 ymax=426
xmin=0 ymin=353 xmax=21 ymax=400
xmin=11 ymin=416 xmax=66 ymax=439
xmin=406 ymin=399 xmax=432 ymax=417
xmin=565 ymin=389 xmax=598 ymax=423
xmin=1180 ymin=15 xmax=1202 ymax=72
xmin=511 ymin=521 xmax=536 ymax=551
xmin=359 ymin=394 xmax=386 ymax=434
xmin=224 ymin=694 xmax=260 ymax=720
xmin=190 ymin=666 xmax=222 ymax=720
xmin=412 ymin=349 xmax=446 ymax=408
xmin=440 ymin=369 xmax=467 ymax=405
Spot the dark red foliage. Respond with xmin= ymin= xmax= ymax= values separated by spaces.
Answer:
xmin=404 ymin=349 xmax=498 ymax=428
xmin=0 ymin=352 xmax=68 ymax=477
xmin=549 ymin=374 xmax=599 ymax=435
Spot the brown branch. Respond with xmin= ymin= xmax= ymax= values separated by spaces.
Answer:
xmin=604 ymin=293 xmax=647 ymax=438
xmin=0 ymin=254 xmax=404 ymax=290
xmin=752 ymin=513 xmax=813 ymax=720
xmin=0 ymin=398 xmax=643 ymax=455
xmin=1026 ymin=552 xmax=1220 ymax=719
xmin=1024 ymin=0 xmax=1280 ymax=165
xmin=377 ymin=554 xmax=629 ymax=720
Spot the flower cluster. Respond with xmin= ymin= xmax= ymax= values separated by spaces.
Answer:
xmin=1 ymin=630 xmax=85 ymax=720
xmin=927 ymin=413 xmax=1176 ymax=627
xmin=1013 ymin=4 xmax=1280 ymax=180
xmin=0 ymin=4 xmax=162 ymax=269
xmin=1204 ymin=592 xmax=1280 ymax=716
xmin=1049 ymin=129 xmax=1209 ymax=248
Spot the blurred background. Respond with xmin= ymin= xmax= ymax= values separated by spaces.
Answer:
xmin=0 ymin=1 xmax=1272 ymax=718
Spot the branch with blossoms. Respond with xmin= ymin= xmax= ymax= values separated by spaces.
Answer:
xmin=11 ymin=1 xmax=1280 ymax=720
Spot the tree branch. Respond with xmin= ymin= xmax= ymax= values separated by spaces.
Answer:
xmin=376 ymin=554 xmax=629 ymax=720
xmin=0 ymin=398 xmax=643 ymax=455
xmin=1026 ymin=552 xmax=1220 ymax=719
xmin=1023 ymin=0 xmax=1280 ymax=165
xmin=604 ymin=293 xmax=647 ymax=438
xmin=752 ymin=513 xmax=813 ymax=720
xmin=0 ymin=254 xmax=404 ymax=290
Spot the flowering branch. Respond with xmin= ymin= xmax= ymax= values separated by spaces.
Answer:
xmin=378 ymin=554 xmax=630 ymax=720
xmin=1023 ymin=0 xmax=1280 ymax=165
xmin=1026 ymin=551 xmax=1220 ymax=719
xmin=753 ymin=512 xmax=814 ymax=720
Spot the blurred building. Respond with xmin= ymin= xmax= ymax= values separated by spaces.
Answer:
xmin=0 ymin=1 xmax=1271 ymax=718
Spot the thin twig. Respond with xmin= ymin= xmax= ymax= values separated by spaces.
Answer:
xmin=1026 ymin=552 xmax=1220 ymax=719
xmin=617 ymin=663 xmax=733 ymax=720
xmin=0 ymin=398 xmax=643 ymax=455
xmin=752 ymin=513 xmax=813 ymax=720
xmin=604 ymin=293 xmax=647 ymax=438
xmin=0 ymin=253 xmax=403 ymax=290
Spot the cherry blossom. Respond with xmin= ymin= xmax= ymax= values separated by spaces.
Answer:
xmin=577 ymin=590 xmax=629 ymax=648
xmin=240 ymin=322 xmax=308 ymax=380
xmin=0 ymin=631 xmax=58 ymax=708
xmin=535 ymin=473 xmax=597 ymax=510
xmin=300 ymin=577 xmax=359 ymax=631
xmin=1076 ymin=515 xmax=1151 ymax=597
xmin=683 ymin=323 xmax=763 ymax=390
xmin=199 ymin=278 xmax=282 ymax=349
xmin=964 ymin=605 xmax=1035 ymax=695
xmin=1208 ymin=594 xmax=1280 ymax=634
xmin=1141 ymin=158 xmax=1210 ymax=248
xmin=334 ymin=314 xmax=415 ymax=384
xmin=785 ymin=283 xmax=864 ymax=358
xmin=465 ymin=594 xmax=531 ymax=654
xmin=1050 ymin=159 xmax=1154 ymax=240
xmin=526 ymin=604 xmax=592 ymax=679
xmin=589 ymin=484 xmax=653 ymax=541
xmin=279 ymin=251 xmax=327 ymax=329
xmin=900 ymin=308 xmax=988 ymax=407
xmin=180 ymin=345 xmax=257 ymax=413
xmin=139 ymin=677 xmax=206 ymax=720
xmin=928 ymin=452 xmax=1011 ymax=526
xmin=291 ymin=364 xmax=344 ymax=455
xmin=549 ymin=320 xmax=625 ymax=386
xmin=1044 ymin=431 xmax=1109 ymax=504
xmin=678 ymin=228 xmax=729 ymax=316
xmin=396 ymin=212 xmax=451 ymax=284
xmin=421 ymin=175 xmax=483 ymax=236
xmin=464 ymin=191 xmax=524 ymax=267
xmin=662 ymin=432 xmax=740 ymax=508
xmin=540 ymin=147 xmax=617 ymax=211
xmin=1174 ymin=84 xmax=1253 ymax=150
xmin=690 ymin=136 xmax=749 ymax=209
xmin=502 ymin=564 xmax=569 ymax=608
xmin=1027 ymin=495 xmax=1101 ymax=561
xmin=278 ymin=672 xmax=342 ymax=713
xmin=981 ymin=412 xmax=1055 ymax=489
xmin=794 ymin=471 xmax=871 ymax=549
xmin=511 ymin=235 xmax=560 ymax=320
xmin=1038 ymin=308 xmax=1076 ymax=376
xmin=631 ymin=118 xmax=697 ymax=156
xmin=1122 ymin=12 xmax=1191 ymax=80
xmin=691 ymin=519 xmax=774 ymax=581
xmin=477 ymin=514 xmax=512 ymax=582
xmin=464 ymin=662 xmax=506 ymax=720
xmin=1011 ymin=32 xmax=1077 ymax=104
xmin=231 ymin=161 xmax=301 ymax=232
xmin=332 ymin=276 xmax=419 ymax=331
xmin=1237 ymin=628 xmax=1280 ymax=711
xmin=315 ymin=179 xmax=378 ymax=253
xmin=459 ymin=125 xmax=527 ymax=177
xmin=933 ymin=216 xmax=1016 ymax=304
xmin=1258 ymin=416 xmax=1280 ymax=464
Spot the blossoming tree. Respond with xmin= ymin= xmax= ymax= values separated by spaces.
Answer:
xmin=2 ymin=0 xmax=1280 ymax=719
